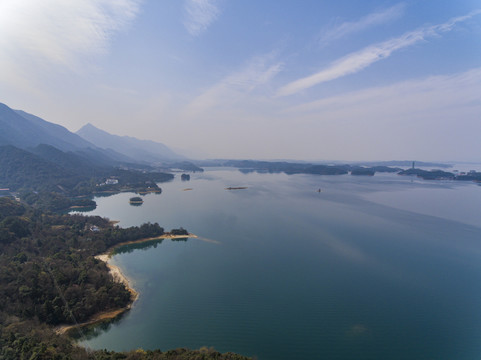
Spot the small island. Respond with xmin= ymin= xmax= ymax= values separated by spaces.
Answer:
xmin=129 ymin=196 xmax=144 ymax=205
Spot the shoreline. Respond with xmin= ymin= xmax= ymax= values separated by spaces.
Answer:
xmin=55 ymin=232 xmax=197 ymax=336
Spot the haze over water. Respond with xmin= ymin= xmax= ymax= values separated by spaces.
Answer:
xmin=78 ymin=168 xmax=481 ymax=360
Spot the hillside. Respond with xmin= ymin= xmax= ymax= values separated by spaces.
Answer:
xmin=0 ymin=145 xmax=77 ymax=191
xmin=77 ymin=123 xmax=184 ymax=163
xmin=29 ymin=144 xmax=108 ymax=176
xmin=0 ymin=144 xmax=174 ymax=211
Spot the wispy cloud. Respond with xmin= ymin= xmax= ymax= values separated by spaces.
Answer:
xmin=183 ymin=0 xmax=220 ymax=36
xmin=0 ymin=0 xmax=140 ymax=69
xmin=278 ymin=9 xmax=481 ymax=97
xmin=319 ymin=3 xmax=406 ymax=46
xmin=183 ymin=54 xmax=283 ymax=117
xmin=276 ymin=67 xmax=481 ymax=161
xmin=0 ymin=0 xmax=141 ymax=91
xmin=285 ymin=67 xmax=481 ymax=116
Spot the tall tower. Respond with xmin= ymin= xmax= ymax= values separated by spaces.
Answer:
xmin=412 ymin=161 xmax=415 ymax=169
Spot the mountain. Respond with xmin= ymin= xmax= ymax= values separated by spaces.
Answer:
xmin=0 ymin=103 xmax=96 ymax=151
xmin=0 ymin=102 xmax=184 ymax=165
xmin=0 ymin=102 xmax=142 ymax=165
xmin=76 ymin=123 xmax=184 ymax=163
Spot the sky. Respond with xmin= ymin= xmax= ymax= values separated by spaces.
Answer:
xmin=0 ymin=0 xmax=480 ymax=162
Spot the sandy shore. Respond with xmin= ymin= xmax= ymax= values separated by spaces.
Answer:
xmin=95 ymin=255 xmax=138 ymax=300
xmin=55 ymin=233 xmax=197 ymax=335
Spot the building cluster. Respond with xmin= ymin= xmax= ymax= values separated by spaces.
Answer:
xmin=98 ymin=178 xmax=119 ymax=186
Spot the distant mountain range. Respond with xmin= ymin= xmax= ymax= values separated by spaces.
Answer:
xmin=76 ymin=123 xmax=184 ymax=163
xmin=0 ymin=103 xmax=93 ymax=152
xmin=0 ymin=102 xmax=183 ymax=165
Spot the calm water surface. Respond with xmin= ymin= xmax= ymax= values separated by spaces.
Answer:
xmin=77 ymin=168 xmax=481 ymax=360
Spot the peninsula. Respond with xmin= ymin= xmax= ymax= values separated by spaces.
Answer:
xmin=0 ymin=197 xmax=248 ymax=359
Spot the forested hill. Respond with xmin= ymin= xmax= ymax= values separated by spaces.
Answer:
xmin=0 ymin=197 xmax=251 ymax=360
xmin=0 ymin=144 xmax=174 ymax=211
xmin=29 ymin=143 xmax=111 ymax=175
xmin=0 ymin=145 xmax=77 ymax=191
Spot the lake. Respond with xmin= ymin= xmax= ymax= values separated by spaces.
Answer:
xmin=76 ymin=167 xmax=481 ymax=360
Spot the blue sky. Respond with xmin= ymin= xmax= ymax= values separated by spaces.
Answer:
xmin=0 ymin=0 xmax=480 ymax=161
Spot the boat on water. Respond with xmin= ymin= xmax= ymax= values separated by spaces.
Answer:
xmin=225 ymin=186 xmax=248 ymax=190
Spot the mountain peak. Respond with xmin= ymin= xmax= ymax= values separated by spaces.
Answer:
xmin=80 ymin=122 xmax=95 ymax=129
xmin=78 ymin=122 xmax=107 ymax=134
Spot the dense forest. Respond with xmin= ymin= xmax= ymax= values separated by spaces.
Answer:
xmin=0 ymin=197 xmax=250 ymax=359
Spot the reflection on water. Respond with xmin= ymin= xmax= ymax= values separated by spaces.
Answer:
xmin=71 ymin=311 xmax=129 ymax=341
xmin=129 ymin=202 xmax=143 ymax=207
xmin=71 ymin=205 xmax=97 ymax=213
xmin=113 ymin=239 xmax=164 ymax=255
xmin=114 ymin=238 xmax=192 ymax=255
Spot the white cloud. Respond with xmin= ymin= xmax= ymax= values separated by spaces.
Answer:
xmin=0 ymin=0 xmax=141 ymax=89
xmin=183 ymin=54 xmax=283 ymax=117
xmin=319 ymin=3 xmax=406 ymax=46
xmin=183 ymin=0 xmax=220 ymax=36
xmin=278 ymin=9 xmax=481 ymax=97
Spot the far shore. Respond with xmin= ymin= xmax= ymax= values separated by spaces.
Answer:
xmin=55 ymin=232 xmax=197 ymax=336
